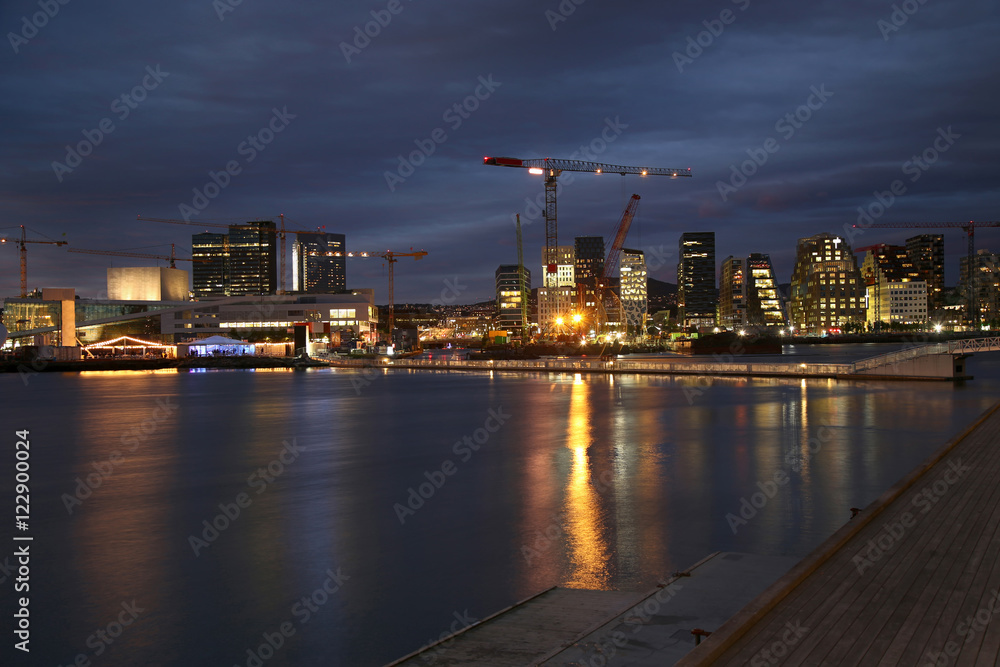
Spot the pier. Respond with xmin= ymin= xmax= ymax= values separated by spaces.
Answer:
xmin=677 ymin=400 xmax=1000 ymax=666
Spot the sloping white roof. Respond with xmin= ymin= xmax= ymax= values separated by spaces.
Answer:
xmin=184 ymin=335 xmax=250 ymax=346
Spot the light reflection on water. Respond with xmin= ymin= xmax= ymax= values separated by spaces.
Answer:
xmin=5 ymin=349 xmax=1000 ymax=665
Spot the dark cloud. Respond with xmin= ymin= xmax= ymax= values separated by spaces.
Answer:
xmin=2 ymin=0 xmax=999 ymax=301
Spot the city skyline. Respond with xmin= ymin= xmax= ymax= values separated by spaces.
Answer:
xmin=3 ymin=1 xmax=999 ymax=304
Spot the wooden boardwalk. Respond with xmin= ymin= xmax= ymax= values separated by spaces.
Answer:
xmin=677 ymin=402 xmax=1000 ymax=667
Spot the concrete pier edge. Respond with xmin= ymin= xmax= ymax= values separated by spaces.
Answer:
xmin=674 ymin=399 xmax=1000 ymax=666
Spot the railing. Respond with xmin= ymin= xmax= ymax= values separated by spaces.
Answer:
xmin=851 ymin=343 xmax=950 ymax=372
xmin=949 ymin=336 xmax=1000 ymax=354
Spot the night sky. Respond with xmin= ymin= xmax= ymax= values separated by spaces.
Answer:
xmin=3 ymin=0 xmax=999 ymax=303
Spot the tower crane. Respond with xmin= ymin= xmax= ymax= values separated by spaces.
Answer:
xmin=67 ymin=244 xmax=207 ymax=267
xmin=483 ymin=156 xmax=690 ymax=279
xmin=0 ymin=226 xmax=69 ymax=297
xmin=595 ymin=194 xmax=641 ymax=331
xmin=137 ymin=214 xmax=317 ymax=293
xmin=515 ymin=214 xmax=529 ymax=341
xmin=330 ymin=250 xmax=428 ymax=334
xmin=853 ymin=221 xmax=1000 ymax=327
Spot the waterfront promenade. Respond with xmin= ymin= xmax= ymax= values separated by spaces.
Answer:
xmin=677 ymin=400 xmax=1000 ymax=666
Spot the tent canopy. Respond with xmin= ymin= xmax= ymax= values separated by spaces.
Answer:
xmin=184 ymin=335 xmax=249 ymax=346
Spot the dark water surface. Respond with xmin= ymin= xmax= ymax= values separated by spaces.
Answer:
xmin=3 ymin=345 xmax=1000 ymax=666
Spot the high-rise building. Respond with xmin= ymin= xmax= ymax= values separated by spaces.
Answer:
xmin=790 ymin=233 xmax=866 ymax=332
xmin=192 ymin=232 xmax=229 ymax=298
xmin=906 ymin=234 xmax=945 ymax=308
xmin=292 ymin=232 xmax=346 ymax=293
xmin=719 ymin=256 xmax=746 ymax=329
xmin=191 ymin=221 xmax=277 ymax=298
xmin=495 ymin=264 xmax=531 ymax=332
xmin=541 ymin=245 xmax=574 ymax=288
xmin=677 ymin=232 xmax=716 ymax=328
xmin=960 ymin=249 xmax=1000 ymax=323
xmin=228 ymin=221 xmax=277 ymax=296
xmin=574 ymin=237 xmax=604 ymax=287
xmin=859 ymin=244 xmax=921 ymax=326
xmin=746 ymin=253 xmax=786 ymax=327
xmin=619 ymin=249 xmax=647 ymax=331
xmin=537 ymin=285 xmax=577 ymax=332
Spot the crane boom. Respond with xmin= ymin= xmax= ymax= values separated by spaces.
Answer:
xmin=68 ymin=245 xmax=206 ymax=267
xmin=0 ymin=226 xmax=68 ymax=297
xmin=483 ymin=156 xmax=690 ymax=281
xmin=330 ymin=250 xmax=428 ymax=334
xmin=603 ymin=194 xmax=641 ymax=280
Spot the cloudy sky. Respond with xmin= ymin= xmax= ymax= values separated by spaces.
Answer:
xmin=3 ymin=0 xmax=999 ymax=303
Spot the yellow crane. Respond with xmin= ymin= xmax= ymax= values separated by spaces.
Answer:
xmin=329 ymin=250 xmax=428 ymax=333
xmin=0 ymin=226 xmax=68 ymax=297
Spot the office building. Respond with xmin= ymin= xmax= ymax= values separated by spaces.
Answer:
xmin=790 ymin=233 xmax=866 ymax=332
xmin=907 ymin=234 xmax=945 ymax=308
xmin=677 ymin=232 xmax=716 ymax=328
xmin=746 ymin=253 xmax=786 ymax=327
xmin=495 ymin=264 xmax=531 ymax=332
xmin=960 ymin=249 xmax=1000 ymax=323
xmin=541 ymin=245 xmax=575 ymax=288
xmin=537 ymin=286 xmax=577 ymax=332
xmin=292 ymin=232 xmax=346 ymax=293
xmin=619 ymin=249 xmax=647 ymax=331
xmin=866 ymin=280 xmax=928 ymax=327
xmin=719 ymin=256 xmax=746 ymax=329
xmin=192 ymin=222 xmax=278 ymax=298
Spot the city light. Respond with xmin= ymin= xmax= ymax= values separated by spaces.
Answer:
xmin=934 ymin=324 xmax=943 ymax=332
xmin=572 ymin=313 xmax=582 ymax=324
xmin=555 ymin=317 xmax=564 ymax=326
xmin=528 ymin=167 xmax=544 ymax=175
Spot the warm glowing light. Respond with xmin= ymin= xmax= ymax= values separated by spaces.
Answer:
xmin=934 ymin=324 xmax=943 ymax=332
xmin=641 ymin=170 xmax=648 ymax=176
xmin=572 ymin=313 xmax=582 ymax=323
xmin=738 ymin=330 xmax=746 ymax=336
xmin=555 ymin=317 xmax=564 ymax=326
xmin=528 ymin=167 xmax=544 ymax=175
xmin=713 ymin=327 xmax=720 ymax=334
xmin=84 ymin=335 xmax=173 ymax=349
xmin=595 ymin=168 xmax=602 ymax=174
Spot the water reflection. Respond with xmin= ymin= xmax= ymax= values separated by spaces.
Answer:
xmin=563 ymin=380 xmax=611 ymax=588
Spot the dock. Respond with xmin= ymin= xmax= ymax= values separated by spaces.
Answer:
xmin=676 ymin=401 xmax=1000 ymax=666
xmin=385 ymin=552 xmax=798 ymax=666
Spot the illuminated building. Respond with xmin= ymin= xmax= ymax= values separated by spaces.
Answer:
xmin=746 ymin=253 xmax=786 ymax=327
xmin=906 ymin=234 xmax=945 ymax=308
xmin=719 ymin=256 xmax=746 ymax=328
xmin=495 ymin=264 xmax=531 ymax=332
xmin=959 ymin=249 xmax=1000 ymax=323
xmin=619 ymin=249 xmax=647 ymax=330
xmin=192 ymin=221 xmax=278 ymax=298
xmin=866 ymin=280 xmax=928 ymax=326
xmin=292 ymin=232 xmax=346 ymax=293
xmin=107 ymin=267 xmax=189 ymax=301
xmin=790 ymin=233 xmax=866 ymax=332
xmin=677 ymin=231 xmax=716 ymax=328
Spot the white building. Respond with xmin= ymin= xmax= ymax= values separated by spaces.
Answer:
xmin=620 ymin=249 xmax=647 ymax=330
xmin=541 ymin=245 xmax=575 ymax=288
xmin=537 ymin=286 xmax=577 ymax=332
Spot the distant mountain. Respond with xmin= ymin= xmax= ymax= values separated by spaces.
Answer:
xmin=648 ymin=277 xmax=677 ymax=296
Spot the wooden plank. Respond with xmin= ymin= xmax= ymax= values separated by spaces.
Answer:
xmin=678 ymin=402 xmax=1000 ymax=666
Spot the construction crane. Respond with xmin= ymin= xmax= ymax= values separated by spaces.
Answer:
xmin=595 ymin=194 xmax=641 ymax=331
xmin=515 ymin=214 xmax=529 ymax=341
xmin=854 ymin=221 xmax=1000 ymax=327
xmin=483 ymin=156 xmax=690 ymax=279
xmin=137 ymin=214 xmax=317 ymax=293
xmin=330 ymin=250 xmax=428 ymax=334
xmin=67 ymin=244 xmax=207 ymax=267
xmin=0 ymin=226 xmax=68 ymax=297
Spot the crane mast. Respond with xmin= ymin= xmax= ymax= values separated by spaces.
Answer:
xmin=515 ymin=214 xmax=528 ymax=340
xmin=856 ymin=221 xmax=1000 ymax=328
xmin=0 ymin=226 xmax=68 ymax=297
xmin=484 ymin=157 xmax=690 ymax=283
